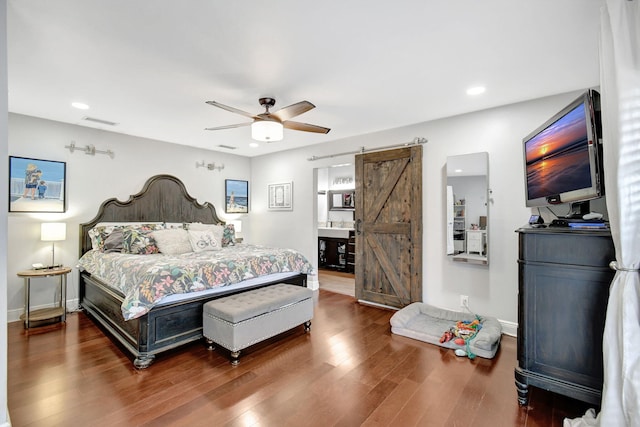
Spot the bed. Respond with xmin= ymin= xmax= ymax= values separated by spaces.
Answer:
xmin=78 ymin=174 xmax=311 ymax=369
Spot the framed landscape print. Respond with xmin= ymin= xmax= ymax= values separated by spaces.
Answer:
xmin=268 ymin=181 xmax=293 ymax=211
xmin=9 ymin=156 xmax=66 ymax=213
xmin=225 ymin=179 xmax=249 ymax=213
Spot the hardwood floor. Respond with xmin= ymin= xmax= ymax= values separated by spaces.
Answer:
xmin=318 ymin=269 xmax=355 ymax=296
xmin=8 ymin=273 xmax=595 ymax=426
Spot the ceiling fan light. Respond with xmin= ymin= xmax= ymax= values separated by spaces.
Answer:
xmin=251 ymin=120 xmax=283 ymax=142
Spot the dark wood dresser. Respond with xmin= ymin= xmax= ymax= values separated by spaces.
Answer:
xmin=515 ymin=226 xmax=615 ymax=406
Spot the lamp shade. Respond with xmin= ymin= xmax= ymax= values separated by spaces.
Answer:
xmin=251 ymin=120 xmax=283 ymax=142
xmin=41 ymin=222 xmax=67 ymax=241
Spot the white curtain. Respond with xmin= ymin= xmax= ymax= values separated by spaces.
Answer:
xmin=565 ymin=1 xmax=640 ymax=426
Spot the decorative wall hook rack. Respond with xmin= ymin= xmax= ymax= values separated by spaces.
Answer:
xmin=65 ymin=141 xmax=115 ymax=159
xmin=196 ymin=160 xmax=225 ymax=172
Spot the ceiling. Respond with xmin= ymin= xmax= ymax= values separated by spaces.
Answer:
xmin=7 ymin=1 xmax=604 ymax=157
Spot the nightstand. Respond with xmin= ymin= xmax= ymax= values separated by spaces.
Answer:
xmin=17 ymin=267 xmax=71 ymax=328
xmin=466 ymin=229 xmax=487 ymax=255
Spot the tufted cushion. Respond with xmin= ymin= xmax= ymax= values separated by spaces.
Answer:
xmin=204 ymin=284 xmax=313 ymax=323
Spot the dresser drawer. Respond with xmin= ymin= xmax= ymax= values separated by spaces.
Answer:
xmin=518 ymin=230 xmax=615 ymax=267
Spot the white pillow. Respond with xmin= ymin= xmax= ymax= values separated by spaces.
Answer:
xmin=152 ymin=229 xmax=193 ymax=255
xmin=188 ymin=228 xmax=223 ymax=252
xmin=186 ymin=222 xmax=222 ymax=231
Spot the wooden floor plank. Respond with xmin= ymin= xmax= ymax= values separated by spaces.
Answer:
xmin=7 ymin=271 xmax=595 ymax=426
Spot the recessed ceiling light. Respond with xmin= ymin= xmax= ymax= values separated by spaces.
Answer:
xmin=72 ymin=102 xmax=90 ymax=110
xmin=249 ymin=142 xmax=259 ymax=148
xmin=466 ymin=86 xmax=486 ymax=96
xmin=455 ymin=168 xmax=463 ymax=173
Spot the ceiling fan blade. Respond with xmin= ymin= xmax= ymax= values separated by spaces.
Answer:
xmin=205 ymin=122 xmax=252 ymax=131
xmin=283 ymin=120 xmax=331 ymax=134
xmin=271 ymin=101 xmax=315 ymax=121
xmin=206 ymin=101 xmax=257 ymax=119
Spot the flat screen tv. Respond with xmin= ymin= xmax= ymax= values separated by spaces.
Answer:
xmin=523 ymin=89 xmax=603 ymax=213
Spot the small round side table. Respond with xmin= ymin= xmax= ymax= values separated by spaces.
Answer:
xmin=17 ymin=267 xmax=71 ymax=328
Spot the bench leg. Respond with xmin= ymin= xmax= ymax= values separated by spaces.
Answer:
xmin=133 ymin=353 xmax=155 ymax=369
xmin=205 ymin=338 xmax=215 ymax=350
xmin=230 ymin=350 xmax=241 ymax=365
xmin=304 ymin=320 xmax=312 ymax=332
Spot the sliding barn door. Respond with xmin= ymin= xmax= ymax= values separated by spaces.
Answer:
xmin=354 ymin=145 xmax=423 ymax=307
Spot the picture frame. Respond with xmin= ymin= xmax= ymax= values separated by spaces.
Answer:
xmin=225 ymin=179 xmax=249 ymax=213
xmin=9 ymin=156 xmax=66 ymax=213
xmin=268 ymin=181 xmax=293 ymax=211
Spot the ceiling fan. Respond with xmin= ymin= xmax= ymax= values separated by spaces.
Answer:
xmin=205 ymin=97 xmax=330 ymax=142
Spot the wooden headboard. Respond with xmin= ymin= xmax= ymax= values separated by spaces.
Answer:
xmin=79 ymin=174 xmax=224 ymax=256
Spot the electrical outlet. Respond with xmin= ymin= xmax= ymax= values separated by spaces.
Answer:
xmin=460 ymin=295 xmax=469 ymax=308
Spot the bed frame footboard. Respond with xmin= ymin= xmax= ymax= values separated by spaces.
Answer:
xmin=80 ymin=271 xmax=308 ymax=368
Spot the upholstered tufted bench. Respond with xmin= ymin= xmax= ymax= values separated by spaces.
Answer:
xmin=203 ymin=284 xmax=314 ymax=365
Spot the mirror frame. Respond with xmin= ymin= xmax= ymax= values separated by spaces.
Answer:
xmin=446 ymin=152 xmax=489 ymax=265
xmin=329 ymin=190 xmax=355 ymax=211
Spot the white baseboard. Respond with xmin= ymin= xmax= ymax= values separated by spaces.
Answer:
xmin=499 ymin=319 xmax=518 ymax=337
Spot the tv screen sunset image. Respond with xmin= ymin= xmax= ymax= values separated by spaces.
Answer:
xmin=525 ymin=103 xmax=592 ymax=200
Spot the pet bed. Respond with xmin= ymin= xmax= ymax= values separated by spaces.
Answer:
xmin=390 ymin=302 xmax=502 ymax=359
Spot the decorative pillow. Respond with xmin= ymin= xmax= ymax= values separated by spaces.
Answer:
xmin=89 ymin=223 xmax=164 ymax=251
xmin=152 ymin=228 xmax=193 ymax=255
xmin=185 ymin=222 xmax=218 ymax=231
xmin=186 ymin=222 xmax=236 ymax=247
xmin=102 ymin=228 xmax=124 ymax=253
xmin=122 ymin=227 xmax=160 ymax=255
xmin=163 ymin=222 xmax=184 ymax=229
xmin=88 ymin=225 xmax=122 ymax=251
xmin=222 ymin=224 xmax=236 ymax=247
xmin=187 ymin=228 xmax=223 ymax=252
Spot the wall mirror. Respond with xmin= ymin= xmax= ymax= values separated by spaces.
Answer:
xmin=329 ymin=190 xmax=355 ymax=211
xmin=446 ymin=152 xmax=489 ymax=265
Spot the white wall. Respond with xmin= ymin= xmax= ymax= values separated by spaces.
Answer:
xmin=6 ymin=89 xmax=601 ymax=331
xmin=6 ymin=113 xmax=251 ymax=321
xmin=250 ymin=90 xmax=591 ymax=330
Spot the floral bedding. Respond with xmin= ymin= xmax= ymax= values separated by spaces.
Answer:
xmin=78 ymin=244 xmax=314 ymax=320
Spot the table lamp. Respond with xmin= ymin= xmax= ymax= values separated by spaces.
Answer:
xmin=41 ymin=222 xmax=66 ymax=267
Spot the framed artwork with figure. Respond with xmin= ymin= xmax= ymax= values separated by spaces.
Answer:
xmin=9 ymin=156 xmax=66 ymax=213
xmin=225 ymin=179 xmax=249 ymax=213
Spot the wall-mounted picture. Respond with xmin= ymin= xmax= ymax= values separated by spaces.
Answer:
xmin=225 ymin=179 xmax=249 ymax=213
xmin=9 ymin=156 xmax=66 ymax=213
xmin=268 ymin=181 xmax=293 ymax=211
